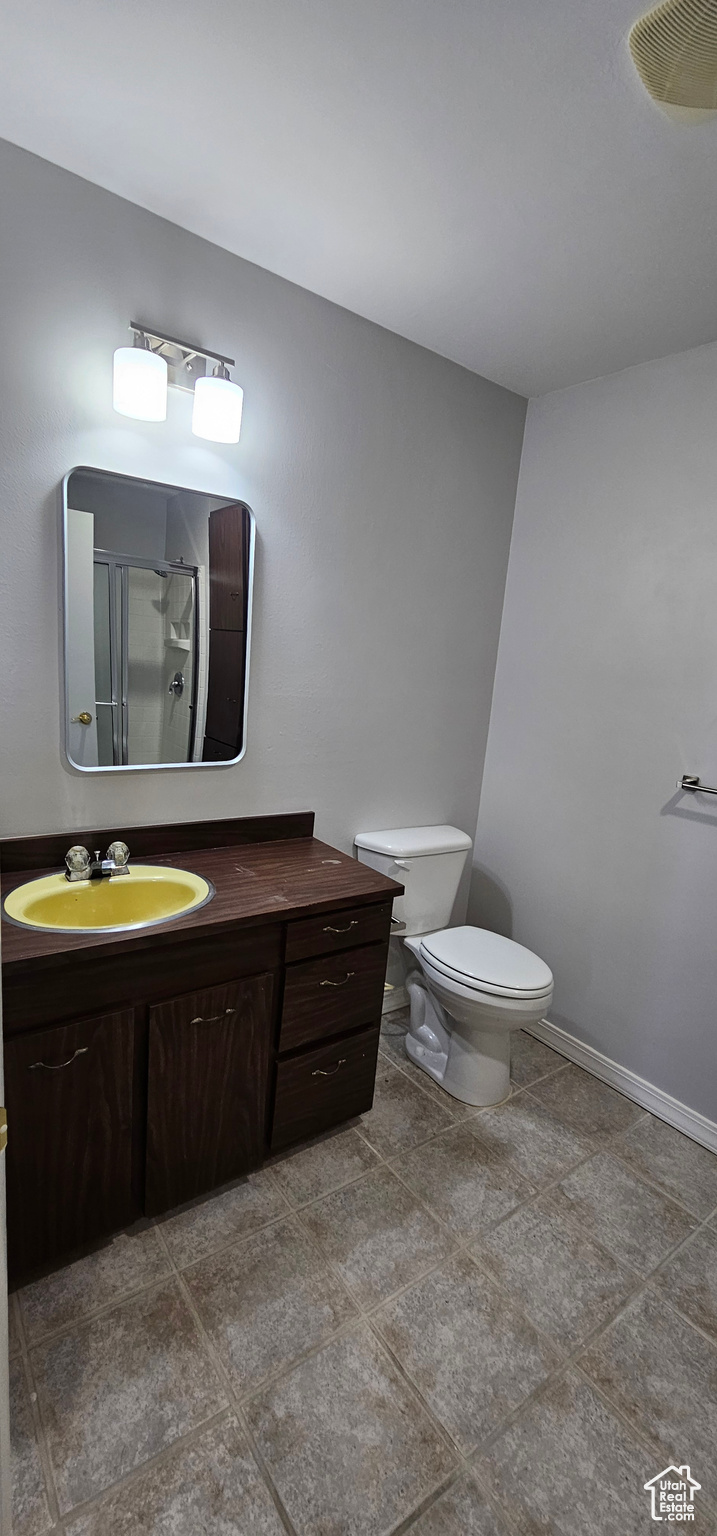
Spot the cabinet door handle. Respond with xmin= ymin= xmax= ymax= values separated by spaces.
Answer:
xmin=323 ymin=920 xmax=359 ymax=934
xmin=319 ymin=973 xmax=355 ymax=988
xmin=28 ymin=1046 xmax=89 ymax=1071
xmin=190 ymin=1008 xmax=237 ymax=1024
xmin=311 ymin=1058 xmax=347 ymax=1077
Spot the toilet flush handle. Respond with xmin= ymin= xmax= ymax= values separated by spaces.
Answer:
xmin=393 ymin=860 xmax=410 ymax=871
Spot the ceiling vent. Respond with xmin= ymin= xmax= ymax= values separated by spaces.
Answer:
xmin=629 ymin=0 xmax=717 ymax=119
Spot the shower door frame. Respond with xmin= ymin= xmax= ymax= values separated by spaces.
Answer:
xmin=93 ymin=549 xmax=200 ymax=767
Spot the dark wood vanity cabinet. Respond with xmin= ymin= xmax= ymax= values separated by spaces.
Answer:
xmin=0 ymin=816 xmax=401 ymax=1282
xmin=145 ymin=973 xmax=274 ymax=1215
xmin=5 ymin=1008 xmax=137 ymax=1278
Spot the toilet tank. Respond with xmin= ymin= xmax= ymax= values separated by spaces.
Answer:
xmin=354 ymin=825 xmax=472 ymax=936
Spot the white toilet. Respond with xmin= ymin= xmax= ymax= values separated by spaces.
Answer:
xmin=355 ymin=825 xmax=554 ymax=1107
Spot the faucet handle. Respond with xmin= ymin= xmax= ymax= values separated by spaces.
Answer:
xmin=65 ymin=845 xmax=90 ymax=877
xmin=106 ymin=841 xmax=130 ymax=867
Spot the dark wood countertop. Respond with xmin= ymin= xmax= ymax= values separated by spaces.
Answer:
xmin=1 ymin=835 xmax=403 ymax=975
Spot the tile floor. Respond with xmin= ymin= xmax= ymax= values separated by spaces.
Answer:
xmin=9 ymin=1011 xmax=717 ymax=1534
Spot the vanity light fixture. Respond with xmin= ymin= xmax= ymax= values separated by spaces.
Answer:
xmin=113 ymin=332 xmax=168 ymax=421
xmin=113 ymin=324 xmax=243 ymax=443
xmin=192 ymin=363 xmax=243 ymax=444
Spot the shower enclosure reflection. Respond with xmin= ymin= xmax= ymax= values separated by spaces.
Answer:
xmin=92 ymin=555 xmax=198 ymax=765
xmin=64 ymin=468 xmax=254 ymax=771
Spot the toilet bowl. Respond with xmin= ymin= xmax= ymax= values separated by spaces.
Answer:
xmin=355 ymin=824 xmax=553 ymax=1108
xmin=404 ymin=927 xmax=553 ymax=1106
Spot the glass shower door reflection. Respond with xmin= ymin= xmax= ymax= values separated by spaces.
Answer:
xmin=92 ymin=560 xmax=116 ymax=767
xmin=92 ymin=555 xmax=198 ymax=766
xmin=125 ymin=565 xmax=196 ymax=766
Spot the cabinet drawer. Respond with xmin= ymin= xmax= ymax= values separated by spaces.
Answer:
xmin=285 ymin=901 xmax=392 ymax=963
xmin=271 ymin=1023 xmax=380 ymax=1151
xmin=280 ymin=943 xmax=386 ymax=1053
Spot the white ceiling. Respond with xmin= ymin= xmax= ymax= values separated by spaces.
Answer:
xmin=2 ymin=0 xmax=717 ymax=396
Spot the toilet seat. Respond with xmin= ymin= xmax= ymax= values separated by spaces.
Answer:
xmin=419 ymin=926 xmax=553 ymax=1001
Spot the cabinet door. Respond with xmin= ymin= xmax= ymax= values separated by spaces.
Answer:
xmin=208 ymin=502 xmax=249 ymax=631
xmin=145 ymin=973 xmax=273 ymax=1216
xmin=203 ymin=630 xmax=245 ymax=750
xmin=4 ymin=1009 xmax=136 ymax=1281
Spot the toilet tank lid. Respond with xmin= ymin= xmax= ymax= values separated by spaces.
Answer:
xmin=354 ymin=825 xmax=473 ymax=857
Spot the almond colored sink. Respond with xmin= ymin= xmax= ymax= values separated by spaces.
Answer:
xmin=3 ymin=866 xmax=214 ymax=934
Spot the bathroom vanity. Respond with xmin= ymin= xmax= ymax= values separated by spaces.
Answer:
xmin=0 ymin=813 xmax=402 ymax=1282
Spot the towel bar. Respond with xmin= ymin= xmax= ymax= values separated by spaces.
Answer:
xmin=678 ymin=775 xmax=717 ymax=797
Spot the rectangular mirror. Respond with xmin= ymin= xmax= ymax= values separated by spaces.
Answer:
xmin=63 ymin=467 xmax=254 ymax=771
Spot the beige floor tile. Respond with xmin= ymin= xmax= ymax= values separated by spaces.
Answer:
xmin=374 ymin=1251 xmax=558 ymax=1455
xmin=477 ymin=1368 xmax=658 ymax=1535
xmin=159 ymin=1169 xmax=287 ymax=1267
xmin=614 ymin=1115 xmax=717 ymax=1219
xmin=31 ymin=1279 xmax=226 ymax=1514
xmin=581 ymin=1289 xmax=717 ymax=1497
xmin=468 ymin=1091 xmax=593 ymax=1187
xmin=509 ymin=1031 xmax=567 ymax=1089
xmin=10 ymin=1356 xmax=53 ymax=1536
xmin=473 ymin=1193 xmax=636 ymax=1350
xmin=18 ymin=1228 xmax=170 ymax=1345
xmin=20 ymin=1034 xmax=717 ymax=1534
xmin=651 ymin=1223 xmax=717 ymax=1343
xmin=394 ymin=1123 xmax=534 ymax=1242
xmin=182 ymin=1215 xmax=357 ymax=1396
xmin=528 ymin=1065 xmax=645 ymax=1141
xmin=64 ymin=1414 xmax=286 ymax=1535
xmin=246 ymin=1323 xmax=456 ymax=1536
xmin=403 ymin=1471 xmax=510 ymax=1534
xmin=270 ymin=1125 xmax=379 ymax=1206
xmin=552 ymin=1151 xmax=696 ymax=1274
xmin=359 ymin=1057 xmax=454 ymax=1159
xmin=301 ymin=1164 xmax=455 ymax=1308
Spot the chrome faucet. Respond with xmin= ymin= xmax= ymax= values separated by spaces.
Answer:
xmin=64 ymin=841 xmax=131 ymax=882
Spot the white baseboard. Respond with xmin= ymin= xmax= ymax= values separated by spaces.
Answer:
xmin=382 ymin=984 xmax=409 ymax=1014
xmin=526 ymin=1017 xmax=717 ymax=1156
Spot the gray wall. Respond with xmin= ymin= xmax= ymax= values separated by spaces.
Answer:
xmin=472 ymin=339 xmax=717 ymax=1122
xmin=0 ymin=138 xmax=526 ymax=856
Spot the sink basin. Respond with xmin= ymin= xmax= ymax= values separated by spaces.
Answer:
xmin=3 ymin=866 xmax=214 ymax=934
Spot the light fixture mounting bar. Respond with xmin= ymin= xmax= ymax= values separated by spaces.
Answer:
xmin=130 ymin=324 xmax=234 ymax=367
xmin=129 ymin=324 xmax=235 ymax=394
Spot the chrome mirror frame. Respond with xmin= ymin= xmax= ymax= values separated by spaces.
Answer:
xmin=62 ymin=466 xmax=255 ymax=774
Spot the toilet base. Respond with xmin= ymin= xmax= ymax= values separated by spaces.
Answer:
xmin=405 ymin=973 xmax=513 ymax=1107
xmin=405 ymin=1029 xmax=513 ymax=1107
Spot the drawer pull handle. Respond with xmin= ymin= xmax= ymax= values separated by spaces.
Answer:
xmin=323 ymin=920 xmax=359 ymax=934
xmin=28 ymin=1047 xmax=89 ymax=1071
xmin=191 ymin=1008 xmax=237 ymax=1024
xmin=311 ymin=1058 xmax=347 ymax=1077
xmin=319 ymin=973 xmax=355 ymax=988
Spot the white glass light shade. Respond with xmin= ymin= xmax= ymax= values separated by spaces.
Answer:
xmin=192 ymin=375 xmax=243 ymax=443
xmin=113 ymin=346 xmax=167 ymax=421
